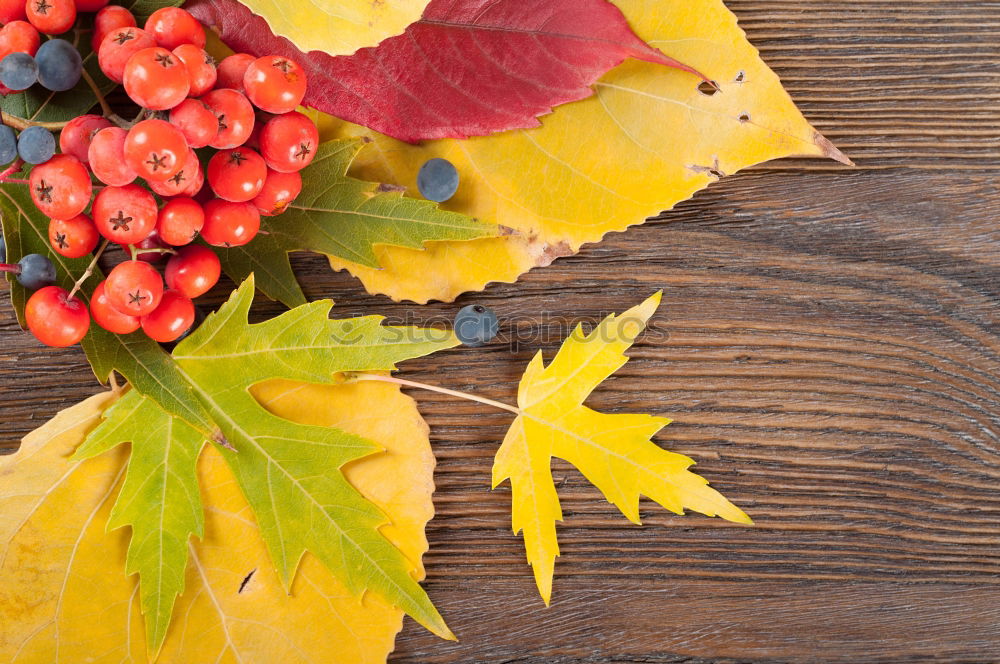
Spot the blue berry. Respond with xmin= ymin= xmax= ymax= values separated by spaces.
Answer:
xmin=0 ymin=52 xmax=38 ymax=91
xmin=35 ymin=39 xmax=82 ymax=92
xmin=454 ymin=304 xmax=499 ymax=347
xmin=417 ymin=158 xmax=459 ymax=203
xmin=0 ymin=229 xmax=5 ymax=263
xmin=0 ymin=125 xmax=16 ymax=165
xmin=16 ymin=253 xmax=56 ymax=290
xmin=17 ymin=126 xmax=55 ymax=164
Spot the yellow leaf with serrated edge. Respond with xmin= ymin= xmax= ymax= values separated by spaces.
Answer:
xmin=315 ymin=0 xmax=848 ymax=303
xmin=0 ymin=379 xmax=437 ymax=663
xmin=237 ymin=0 xmax=428 ymax=55
xmin=492 ymin=292 xmax=752 ymax=603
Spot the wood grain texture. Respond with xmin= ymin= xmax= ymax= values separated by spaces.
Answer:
xmin=2 ymin=0 xmax=999 ymax=662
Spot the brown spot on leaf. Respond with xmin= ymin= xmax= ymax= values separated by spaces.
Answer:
xmin=688 ymin=157 xmax=726 ymax=179
xmin=238 ymin=569 xmax=256 ymax=593
xmin=376 ymin=182 xmax=405 ymax=194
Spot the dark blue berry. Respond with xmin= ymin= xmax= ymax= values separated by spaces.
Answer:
xmin=0 ymin=125 xmax=16 ymax=165
xmin=0 ymin=229 xmax=6 ymax=263
xmin=17 ymin=126 xmax=55 ymax=164
xmin=35 ymin=39 xmax=82 ymax=92
xmin=0 ymin=52 xmax=38 ymax=91
xmin=16 ymin=253 xmax=56 ymax=290
xmin=417 ymin=158 xmax=459 ymax=203
xmin=454 ymin=304 xmax=499 ymax=347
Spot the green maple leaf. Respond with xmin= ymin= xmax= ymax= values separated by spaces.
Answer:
xmin=0 ymin=183 xmax=216 ymax=433
xmin=75 ymin=275 xmax=457 ymax=654
xmin=216 ymin=139 xmax=497 ymax=307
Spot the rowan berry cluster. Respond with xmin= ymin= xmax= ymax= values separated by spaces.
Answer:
xmin=0 ymin=2 xmax=319 ymax=348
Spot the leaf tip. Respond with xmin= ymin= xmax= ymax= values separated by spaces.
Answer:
xmin=814 ymin=131 xmax=854 ymax=166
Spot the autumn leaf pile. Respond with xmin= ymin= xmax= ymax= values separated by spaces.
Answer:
xmin=0 ymin=0 xmax=848 ymax=661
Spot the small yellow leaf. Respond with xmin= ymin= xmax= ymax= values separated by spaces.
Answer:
xmin=237 ymin=0 xmax=429 ymax=55
xmin=492 ymin=292 xmax=752 ymax=604
xmin=320 ymin=0 xmax=849 ymax=303
xmin=0 ymin=380 xmax=439 ymax=662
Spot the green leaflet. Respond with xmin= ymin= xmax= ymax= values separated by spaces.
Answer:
xmin=0 ymin=182 xmax=216 ymax=433
xmin=73 ymin=392 xmax=205 ymax=655
xmin=78 ymin=276 xmax=458 ymax=651
xmin=215 ymin=139 xmax=497 ymax=307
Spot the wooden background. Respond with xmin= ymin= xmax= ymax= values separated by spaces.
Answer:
xmin=3 ymin=0 xmax=1000 ymax=661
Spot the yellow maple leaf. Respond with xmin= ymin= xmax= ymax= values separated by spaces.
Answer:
xmin=237 ymin=0 xmax=429 ymax=55
xmin=315 ymin=0 xmax=849 ymax=302
xmin=0 ymin=379 xmax=437 ymax=663
xmin=492 ymin=292 xmax=752 ymax=603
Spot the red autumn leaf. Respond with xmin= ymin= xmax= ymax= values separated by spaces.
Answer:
xmin=187 ymin=0 xmax=708 ymax=142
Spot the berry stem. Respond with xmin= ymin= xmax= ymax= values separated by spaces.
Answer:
xmin=134 ymin=247 xmax=177 ymax=256
xmin=0 ymin=158 xmax=24 ymax=181
xmin=80 ymin=68 xmax=131 ymax=129
xmin=350 ymin=373 xmax=522 ymax=416
xmin=68 ymin=238 xmax=109 ymax=300
xmin=0 ymin=111 xmax=69 ymax=131
xmin=0 ymin=263 xmax=21 ymax=274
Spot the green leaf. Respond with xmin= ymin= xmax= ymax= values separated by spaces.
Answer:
xmin=0 ymin=181 xmax=216 ymax=434
xmin=73 ymin=391 xmax=205 ymax=655
xmin=216 ymin=139 xmax=496 ymax=307
xmin=78 ymin=275 xmax=458 ymax=651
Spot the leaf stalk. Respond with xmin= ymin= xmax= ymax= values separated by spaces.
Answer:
xmin=351 ymin=373 xmax=522 ymax=416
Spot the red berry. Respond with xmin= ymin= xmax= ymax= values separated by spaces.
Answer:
xmin=243 ymin=55 xmax=307 ymax=114
xmin=168 ymin=97 xmax=217 ymax=148
xmin=171 ymin=43 xmax=215 ymax=96
xmin=49 ymin=214 xmax=99 ymax=258
xmin=75 ymin=0 xmax=109 ymax=12
xmin=90 ymin=280 xmax=141 ymax=334
xmin=164 ymin=244 xmax=219 ymax=298
xmin=141 ymin=289 xmax=194 ymax=342
xmin=25 ymin=0 xmax=75 ymax=34
xmin=59 ymin=114 xmax=113 ymax=165
xmin=0 ymin=21 xmax=40 ymax=58
xmin=88 ymin=126 xmax=137 ymax=186
xmin=180 ymin=158 xmax=205 ymax=197
xmin=124 ymin=118 xmax=188 ymax=182
xmin=144 ymin=7 xmax=204 ymax=51
xmin=0 ymin=0 xmax=27 ymax=24
xmin=98 ymin=26 xmax=155 ymax=83
xmin=123 ymin=46 xmax=190 ymax=110
xmin=26 ymin=286 xmax=90 ymax=347
xmin=259 ymin=111 xmax=318 ymax=173
xmin=148 ymin=148 xmax=201 ymax=198
xmin=215 ymin=53 xmax=253 ymax=91
xmin=29 ymin=154 xmax=92 ymax=221
xmin=157 ymin=196 xmax=204 ymax=246
xmin=121 ymin=228 xmax=170 ymax=263
xmin=92 ymin=184 xmax=157 ymax=245
xmin=92 ymin=5 xmax=135 ymax=51
xmin=201 ymin=88 xmax=254 ymax=149
xmin=201 ymin=199 xmax=260 ymax=247
xmin=253 ymin=168 xmax=301 ymax=216
xmin=207 ymin=147 xmax=266 ymax=202
xmin=105 ymin=259 xmax=163 ymax=316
